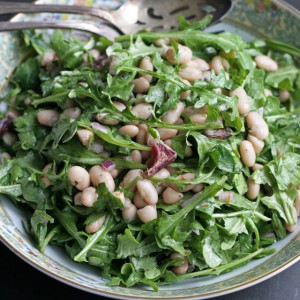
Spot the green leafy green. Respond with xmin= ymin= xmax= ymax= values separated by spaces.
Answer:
xmin=0 ymin=22 xmax=299 ymax=290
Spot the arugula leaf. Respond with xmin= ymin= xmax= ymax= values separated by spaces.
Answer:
xmin=261 ymin=189 xmax=296 ymax=224
xmin=51 ymin=30 xmax=84 ymax=69
xmin=178 ymin=15 xmax=213 ymax=31
xmin=253 ymin=154 xmax=300 ymax=191
xmin=74 ymin=214 xmax=115 ymax=262
xmin=265 ymin=66 xmax=299 ymax=91
xmin=265 ymin=39 xmax=300 ymax=57
xmin=156 ymin=177 xmax=226 ymax=253
xmin=202 ymin=234 xmax=222 ymax=268
xmin=13 ymin=57 xmax=40 ymax=91
xmin=103 ymin=73 xmax=134 ymax=101
xmin=117 ymin=229 xmax=141 ymax=259
xmin=44 ymin=140 xmax=145 ymax=169
xmin=79 ymin=122 xmax=150 ymax=151
xmin=117 ymin=31 xmax=247 ymax=52
xmin=29 ymin=209 xmax=54 ymax=251
xmin=94 ymin=182 xmax=125 ymax=211
xmin=0 ymin=184 xmax=22 ymax=198
xmin=23 ymin=30 xmax=49 ymax=55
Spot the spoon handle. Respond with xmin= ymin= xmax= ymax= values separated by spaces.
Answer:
xmin=0 ymin=20 xmax=119 ymax=39
xmin=0 ymin=2 xmax=115 ymax=25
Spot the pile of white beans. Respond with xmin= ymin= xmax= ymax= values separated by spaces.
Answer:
xmin=30 ymin=39 xmax=298 ymax=273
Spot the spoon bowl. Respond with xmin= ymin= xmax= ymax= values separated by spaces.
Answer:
xmin=0 ymin=0 xmax=232 ymax=34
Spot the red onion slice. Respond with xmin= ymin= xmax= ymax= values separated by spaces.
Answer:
xmin=203 ymin=127 xmax=231 ymax=140
xmin=180 ymin=191 xmax=202 ymax=207
xmin=146 ymin=142 xmax=177 ymax=177
xmin=0 ymin=116 xmax=14 ymax=136
xmin=102 ymin=160 xmax=116 ymax=171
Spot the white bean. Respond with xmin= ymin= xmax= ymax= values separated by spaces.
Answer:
xmin=89 ymin=165 xmax=115 ymax=192
xmin=113 ymin=191 xmax=126 ymax=207
xmin=178 ymin=58 xmax=210 ymax=82
xmin=89 ymin=142 xmax=104 ymax=154
xmin=210 ymin=56 xmax=229 ymax=75
xmin=119 ymin=125 xmax=139 ymax=138
xmin=252 ymin=163 xmax=264 ymax=171
xmin=184 ymin=146 xmax=193 ymax=157
xmin=246 ymin=112 xmax=269 ymax=141
xmin=2 ymin=132 xmax=17 ymax=147
xmin=201 ymin=70 xmax=211 ymax=81
xmin=86 ymin=215 xmax=106 ymax=234
xmin=162 ymin=102 xmax=185 ymax=124
xmin=279 ymin=90 xmax=290 ymax=103
xmin=178 ymin=64 xmax=202 ymax=82
xmin=83 ymin=49 xmax=101 ymax=62
xmin=174 ymin=173 xmax=195 ymax=192
xmin=170 ymin=252 xmax=189 ymax=274
xmin=73 ymin=192 xmax=82 ymax=206
xmin=0 ymin=152 xmax=11 ymax=161
xmin=37 ymin=110 xmax=59 ymax=127
xmin=189 ymin=113 xmax=207 ymax=124
xmin=81 ymin=186 xmax=98 ymax=207
xmin=96 ymin=113 xmax=119 ymax=125
xmin=132 ymin=77 xmax=150 ymax=94
xmin=41 ymin=163 xmax=52 ymax=187
xmin=141 ymin=150 xmax=151 ymax=161
xmin=77 ymin=129 xmax=93 ymax=146
xmin=131 ymin=150 xmax=142 ymax=164
xmin=165 ymin=44 xmax=193 ymax=65
xmin=122 ymin=169 xmax=143 ymax=188
xmin=192 ymin=58 xmax=210 ymax=71
xmin=180 ymin=79 xmax=191 ymax=100
xmin=240 ymin=140 xmax=256 ymax=167
xmin=110 ymin=168 xmax=121 ymax=179
xmin=139 ymin=56 xmax=153 ymax=82
xmin=154 ymin=37 xmax=170 ymax=47
xmin=90 ymin=48 xmax=101 ymax=59
xmin=63 ymin=107 xmax=81 ymax=119
xmin=133 ymin=191 xmax=148 ymax=209
xmin=112 ymin=101 xmax=126 ymax=112
xmin=122 ymin=201 xmax=137 ymax=221
xmin=146 ymin=130 xmax=160 ymax=147
xmin=136 ymin=124 xmax=148 ymax=145
xmin=264 ymin=88 xmax=273 ymax=97
xmin=137 ymin=205 xmax=157 ymax=223
xmin=132 ymin=103 xmax=152 ymax=120
xmin=109 ymin=55 xmax=119 ymax=75
xmin=217 ymin=190 xmax=235 ymax=202
xmin=153 ymin=168 xmax=171 ymax=194
xmin=255 ymin=55 xmax=278 ymax=72
xmin=164 ymin=139 xmax=172 ymax=148
xmin=137 ymin=179 xmax=158 ymax=205
xmin=163 ymin=187 xmax=183 ymax=204
xmin=68 ymin=166 xmax=90 ymax=190
xmin=229 ymin=87 xmax=250 ymax=115
xmin=6 ymin=108 xmax=20 ymax=119
xmin=184 ymin=106 xmax=204 ymax=115
xmin=153 ymin=168 xmax=171 ymax=179
xmin=285 ymin=207 xmax=298 ymax=232
xmin=40 ymin=51 xmax=56 ymax=67
xmin=192 ymin=184 xmax=205 ymax=193
xmin=246 ymin=177 xmax=260 ymax=200
xmin=157 ymin=128 xmax=178 ymax=140
xmin=247 ymin=134 xmax=265 ymax=154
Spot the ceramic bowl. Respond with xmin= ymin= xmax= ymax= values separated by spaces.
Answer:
xmin=0 ymin=1 xmax=299 ymax=299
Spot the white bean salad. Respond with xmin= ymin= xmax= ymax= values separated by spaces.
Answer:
xmin=0 ymin=16 xmax=300 ymax=289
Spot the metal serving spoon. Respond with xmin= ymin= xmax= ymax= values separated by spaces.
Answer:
xmin=0 ymin=0 xmax=232 ymax=35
